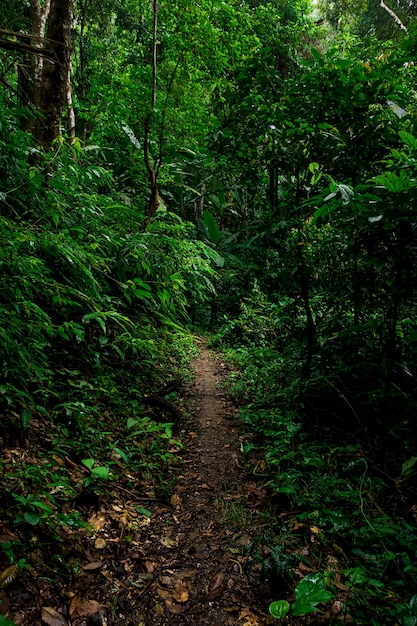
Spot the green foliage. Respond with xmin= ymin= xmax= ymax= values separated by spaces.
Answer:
xmin=0 ymin=616 xmax=16 ymax=626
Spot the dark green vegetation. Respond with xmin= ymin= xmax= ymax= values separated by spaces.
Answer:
xmin=1 ymin=0 xmax=417 ymax=624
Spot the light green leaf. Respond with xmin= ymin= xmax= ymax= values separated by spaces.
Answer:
xmin=373 ymin=172 xmax=413 ymax=193
xmin=81 ymin=458 xmax=95 ymax=470
xmin=269 ymin=600 xmax=290 ymax=618
xmin=136 ymin=506 xmax=152 ymax=517
xmin=91 ymin=466 xmax=109 ymax=480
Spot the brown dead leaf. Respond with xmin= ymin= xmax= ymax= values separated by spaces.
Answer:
xmin=41 ymin=606 xmax=69 ymax=626
xmin=160 ymin=536 xmax=178 ymax=548
xmin=156 ymin=588 xmax=170 ymax=600
xmin=206 ymin=571 xmax=225 ymax=600
xmin=0 ymin=564 xmax=20 ymax=589
xmin=118 ymin=512 xmax=129 ymax=527
xmin=170 ymin=493 xmax=181 ymax=506
xmin=238 ymin=607 xmax=261 ymax=626
xmin=94 ymin=538 xmax=107 ymax=549
xmin=83 ymin=561 xmax=105 ymax=571
xmin=51 ymin=455 xmax=65 ymax=466
xmin=172 ymin=581 xmax=189 ymax=603
xmin=69 ymin=595 xmax=103 ymax=618
xmin=89 ymin=511 xmax=106 ymax=531
xmin=165 ymin=598 xmax=185 ymax=614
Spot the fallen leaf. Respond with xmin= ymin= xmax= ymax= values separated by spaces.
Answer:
xmin=118 ymin=512 xmax=129 ymax=527
xmin=238 ymin=607 xmax=261 ymax=626
xmin=0 ymin=565 xmax=20 ymax=589
xmin=170 ymin=493 xmax=181 ymax=506
xmin=69 ymin=596 xmax=103 ymax=618
xmin=94 ymin=538 xmax=107 ymax=549
xmin=165 ymin=598 xmax=185 ymax=614
xmin=160 ymin=537 xmax=178 ymax=548
xmin=206 ymin=571 xmax=225 ymax=600
xmin=89 ymin=512 xmax=107 ymax=531
xmin=172 ymin=581 xmax=189 ymax=603
xmin=41 ymin=606 xmax=69 ymax=626
xmin=83 ymin=561 xmax=105 ymax=571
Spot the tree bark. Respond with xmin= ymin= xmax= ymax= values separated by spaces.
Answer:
xmin=35 ymin=0 xmax=73 ymax=150
xmin=31 ymin=0 xmax=52 ymax=111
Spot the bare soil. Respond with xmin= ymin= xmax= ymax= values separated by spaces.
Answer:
xmin=132 ymin=344 xmax=273 ymax=626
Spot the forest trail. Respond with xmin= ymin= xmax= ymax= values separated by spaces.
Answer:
xmin=133 ymin=343 xmax=273 ymax=625
xmin=0 ymin=344 xmax=276 ymax=626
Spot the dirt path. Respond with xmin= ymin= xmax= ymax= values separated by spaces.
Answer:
xmin=133 ymin=344 xmax=272 ymax=626
xmin=0 ymin=344 xmax=274 ymax=626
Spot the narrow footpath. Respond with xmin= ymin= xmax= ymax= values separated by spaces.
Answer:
xmin=133 ymin=344 xmax=273 ymax=625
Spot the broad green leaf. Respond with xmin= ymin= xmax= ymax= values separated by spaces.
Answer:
xmin=292 ymin=574 xmax=334 ymax=616
xmin=409 ymin=595 xmax=417 ymax=616
xmin=269 ymin=600 xmax=290 ymax=618
xmin=22 ymin=408 xmax=32 ymax=430
xmin=402 ymin=456 xmax=417 ymax=478
xmin=81 ymin=458 xmax=95 ymax=470
xmin=91 ymin=466 xmax=109 ymax=480
xmin=24 ymin=511 xmax=40 ymax=526
xmin=203 ymin=211 xmax=221 ymax=244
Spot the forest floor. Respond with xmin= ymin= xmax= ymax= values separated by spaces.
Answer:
xmin=0 ymin=345 xmax=276 ymax=626
xmin=127 ymin=343 xmax=276 ymax=626
xmin=1 ymin=343 xmax=319 ymax=626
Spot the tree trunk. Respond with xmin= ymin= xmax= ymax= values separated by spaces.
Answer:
xmin=35 ymin=0 xmax=73 ymax=150
xmin=31 ymin=0 xmax=52 ymax=111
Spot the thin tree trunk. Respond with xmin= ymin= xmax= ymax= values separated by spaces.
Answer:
xmin=31 ymin=0 xmax=51 ymax=110
xmin=67 ymin=62 xmax=76 ymax=143
xmin=143 ymin=0 xmax=159 ymax=218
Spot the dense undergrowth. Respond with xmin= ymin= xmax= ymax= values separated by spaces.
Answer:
xmin=210 ymin=280 xmax=417 ymax=624
xmin=0 ymin=106 xmax=220 ymax=603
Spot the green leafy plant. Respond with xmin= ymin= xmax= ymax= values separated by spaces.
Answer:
xmin=269 ymin=573 xmax=335 ymax=618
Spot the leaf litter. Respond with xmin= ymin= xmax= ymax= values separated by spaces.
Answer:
xmin=0 ymin=344 xmax=303 ymax=625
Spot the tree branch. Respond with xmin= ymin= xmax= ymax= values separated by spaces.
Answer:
xmin=380 ymin=0 xmax=407 ymax=32
xmin=0 ymin=37 xmax=56 ymax=58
